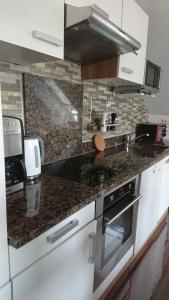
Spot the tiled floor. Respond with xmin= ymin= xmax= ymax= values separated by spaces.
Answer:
xmin=105 ymin=219 xmax=169 ymax=300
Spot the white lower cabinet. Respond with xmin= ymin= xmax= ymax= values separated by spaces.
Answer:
xmin=130 ymin=224 xmax=167 ymax=300
xmin=12 ymin=220 xmax=96 ymax=300
xmin=0 ymin=283 xmax=11 ymax=300
xmin=135 ymin=162 xmax=163 ymax=254
xmin=157 ymin=156 xmax=169 ymax=221
xmin=151 ymin=225 xmax=167 ymax=288
xmin=131 ymin=241 xmax=155 ymax=300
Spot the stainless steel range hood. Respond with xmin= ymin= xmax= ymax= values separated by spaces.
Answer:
xmin=112 ymin=83 xmax=160 ymax=96
xmin=85 ymin=77 xmax=160 ymax=96
xmin=64 ymin=4 xmax=141 ymax=65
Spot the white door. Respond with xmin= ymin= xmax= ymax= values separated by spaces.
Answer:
xmin=131 ymin=224 xmax=167 ymax=300
xmin=65 ymin=0 xmax=123 ymax=27
xmin=135 ymin=163 xmax=162 ymax=254
xmin=130 ymin=241 xmax=155 ymax=300
xmin=13 ymin=220 xmax=97 ymax=300
xmin=0 ymin=0 xmax=64 ymax=60
xmin=157 ymin=156 xmax=169 ymax=221
xmin=151 ymin=225 xmax=167 ymax=288
xmin=0 ymin=86 xmax=9 ymax=287
xmin=0 ymin=283 xmax=11 ymax=300
xmin=118 ymin=0 xmax=149 ymax=84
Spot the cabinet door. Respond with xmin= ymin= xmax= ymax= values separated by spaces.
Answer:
xmin=135 ymin=164 xmax=162 ymax=254
xmin=65 ymin=0 xmax=123 ymax=27
xmin=0 ymin=86 xmax=4 ymax=158
xmin=0 ymin=156 xmax=9 ymax=287
xmin=13 ymin=220 xmax=97 ymax=300
xmin=0 ymin=0 xmax=64 ymax=60
xmin=130 ymin=242 xmax=155 ymax=300
xmin=131 ymin=224 xmax=167 ymax=300
xmin=0 ymin=283 xmax=11 ymax=300
xmin=0 ymin=88 xmax=9 ymax=287
xmin=151 ymin=225 xmax=167 ymax=288
xmin=157 ymin=156 xmax=169 ymax=221
xmin=118 ymin=0 xmax=149 ymax=84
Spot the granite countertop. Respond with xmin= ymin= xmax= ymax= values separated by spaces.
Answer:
xmin=7 ymin=146 xmax=169 ymax=249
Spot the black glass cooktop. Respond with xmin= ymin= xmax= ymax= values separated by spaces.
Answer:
xmin=42 ymin=143 xmax=168 ymax=187
xmin=42 ymin=148 xmax=128 ymax=187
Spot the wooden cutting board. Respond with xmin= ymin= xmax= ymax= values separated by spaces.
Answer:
xmin=92 ymin=134 xmax=105 ymax=152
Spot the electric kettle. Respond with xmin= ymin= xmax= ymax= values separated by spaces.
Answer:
xmin=24 ymin=136 xmax=44 ymax=180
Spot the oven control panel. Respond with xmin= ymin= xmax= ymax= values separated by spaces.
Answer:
xmin=104 ymin=179 xmax=135 ymax=211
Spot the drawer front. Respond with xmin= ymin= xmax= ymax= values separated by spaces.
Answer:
xmin=12 ymin=220 xmax=96 ymax=300
xmin=9 ymin=201 xmax=95 ymax=277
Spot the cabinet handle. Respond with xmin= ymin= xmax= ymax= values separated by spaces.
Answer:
xmin=121 ymin=67 xmax=134 ymax=75
xmin=47 ymin=219 xmax=79 ymax=244
xmin=32 ymin=30 xmax=63 ymax=47
xmin=88 ymin=232 xmax=96 ymax=264
xmin=165 ymin=159 xmax=169 ymax=164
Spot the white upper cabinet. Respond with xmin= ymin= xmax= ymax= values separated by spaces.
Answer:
xmin=0 ymin=0 xmax=64 ymax=63
xmin=65 ymin=0 xmax=123 ymax=28
xmin=118 ymin=0 xmax=149 ymax=84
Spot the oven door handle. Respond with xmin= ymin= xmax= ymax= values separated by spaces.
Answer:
xmin=106 ymin=194 xmax=142 ymax=227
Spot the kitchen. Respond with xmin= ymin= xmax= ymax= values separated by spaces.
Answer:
xmin=0 ymin=0 xmax=169 ymax=300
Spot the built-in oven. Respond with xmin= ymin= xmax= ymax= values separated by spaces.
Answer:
xmin=92 ymin=175 xmax=141 ymax=291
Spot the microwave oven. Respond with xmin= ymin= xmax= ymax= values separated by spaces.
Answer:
xmin=145 ymin=60 xmax=161 ymax=90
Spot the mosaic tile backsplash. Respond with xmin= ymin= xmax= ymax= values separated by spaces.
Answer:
xmin=23 ymin=74 xmax=83 ymax=162
xmin=0 ymin=59 xmax=148 ymax=161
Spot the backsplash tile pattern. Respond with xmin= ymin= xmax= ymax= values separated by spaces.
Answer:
xmin=0 ymin=59 xmax=148 ymax=160
xmin=0 ymin=64 xmax=23 ymax=119
xmin=82 ymin=82 xmax=148 ymax=141
xmin=23 ymin=73 xmax=83 ymax=162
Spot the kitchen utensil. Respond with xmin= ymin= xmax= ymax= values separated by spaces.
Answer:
xmin=111 ymin=113 xmax=117 ymax=131
xmin=111 ymin=113 xmax=117 ymax=124
xmin=100 ymin=125 xmax=106 ymax=133
xmin=100 ymin=113 xmax=107 ymax=125
xmin=92 ymin=134 xmax=105 ymax=152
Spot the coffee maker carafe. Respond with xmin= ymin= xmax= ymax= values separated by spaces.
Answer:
xmin=3 ymin=116 xmax=26 ymax=194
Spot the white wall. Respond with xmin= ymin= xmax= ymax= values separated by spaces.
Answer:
xmin=136 ymin=0 xmax=169 ymax=118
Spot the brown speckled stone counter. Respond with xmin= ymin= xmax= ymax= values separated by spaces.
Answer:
xmin=7 ymin=146 xmax=169 ymax=249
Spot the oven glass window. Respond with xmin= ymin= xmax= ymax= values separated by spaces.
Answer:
xmin=94 ymin=183 xmax=138 ymax=291
xmin=102 ymin=204 xmax=133 ymax=267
